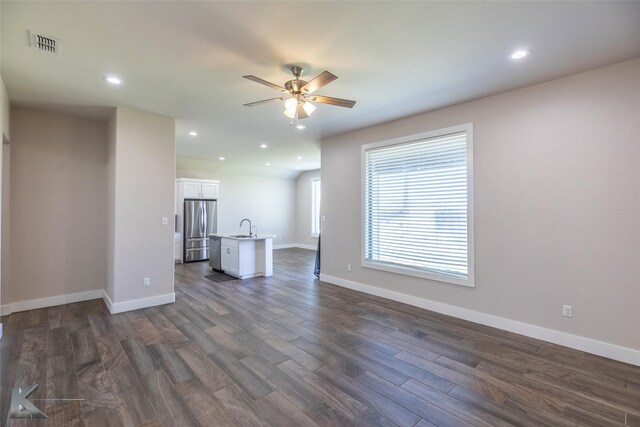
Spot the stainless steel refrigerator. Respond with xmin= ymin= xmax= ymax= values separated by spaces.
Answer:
xmin=183 ymin=199 xmax=217 ymax=262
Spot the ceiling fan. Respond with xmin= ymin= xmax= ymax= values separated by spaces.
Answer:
xmin=242 ymin=65 xmax=356 ymax=121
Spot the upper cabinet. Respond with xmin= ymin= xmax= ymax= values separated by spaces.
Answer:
xmin=177 ymin=178 xmax=219 ymax=200
xmin=201 ymin=182 xmax=219 ymax=199
xmin=182 ymin=181 xmax=201 ymax=199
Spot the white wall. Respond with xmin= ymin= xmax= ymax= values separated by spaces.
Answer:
xmin=0 ymin=76 xmax=8 ymax=142
xmin=108 ymin=107 xmax=175 ymax=307
xmin=0 ymin=75 xmax=8 ymax=321
xmin=0 ymin=105 xmax=175 ymax=314
xmin=295 ymin=169 xmax=321 ymax=248
xmin=6 ymin=107 xmax=108 ymax=304
xmin=2 ymin=145 xmax=10 ymax=313
xmin=321 ymin=58 xmax=640 ymax=354
xmin=176 ymin=167 xmax=296 ymax=246
xmin=106 ymin=112 xmax=116 ymax=302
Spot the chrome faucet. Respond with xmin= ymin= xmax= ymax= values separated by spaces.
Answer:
xmin=240 ymin=218 xmax=254 ymax=237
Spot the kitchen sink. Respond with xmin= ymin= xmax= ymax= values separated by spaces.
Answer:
xmin=229 ymin=234 xmax=253 ymax=238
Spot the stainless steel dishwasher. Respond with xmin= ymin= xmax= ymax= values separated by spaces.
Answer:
xmin=209 ymin=236 xmax=221 ymax=270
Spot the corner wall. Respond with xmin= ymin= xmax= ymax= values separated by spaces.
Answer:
xmin=107 ymin=107 xmax=175 ymax=312
xmin=105 ymin=112 xmax=116 ymax=303
xmin=2 ymin=145 xmax=10 ymax=316
xmin=5 ymin=107 xmax=108 ymax=306
xmin=295 ymin=169 xmax=320 ymax=249
xmin=321 ymin=58 xmax=640 ymax=363
xmin=0 ymin=75 xmax=8 ymax=326
xmin=0 ymin=76 xmax=8 ymax=141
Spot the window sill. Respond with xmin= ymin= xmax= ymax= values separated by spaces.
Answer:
xmin=362 ymin=260 xmax=474 ymax=288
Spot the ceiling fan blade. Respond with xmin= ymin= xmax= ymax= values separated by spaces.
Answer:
xmin=301 ymin=71 xmax=337 ymax=94
xmin=243 ymin=97 xmax=287 ymax=107
xmin=296 ymin=103 xmax=309 ymax=119
xmin=309 ymin=95 xmax=356 ymax=108
xmin=243 ymin=75 xmax=287 ymax=92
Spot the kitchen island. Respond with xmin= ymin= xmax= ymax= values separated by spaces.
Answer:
xmin=210 ymin=234 xmax=275 ymax=279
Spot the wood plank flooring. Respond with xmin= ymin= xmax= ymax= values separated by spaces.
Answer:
xmin=2 ymin=248 xmax=640 ymax=426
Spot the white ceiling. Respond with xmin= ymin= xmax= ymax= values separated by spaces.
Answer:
xmin=2 ymin=1 xmax=640 ymax=178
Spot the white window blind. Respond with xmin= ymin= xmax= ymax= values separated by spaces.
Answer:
xmin=363 ymin=126 xmax=473 ymax=286
xmin=311 ymin=178 xmax=321 ymax=237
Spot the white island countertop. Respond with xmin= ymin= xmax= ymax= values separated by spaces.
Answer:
xmin=209 ymin=233 xmax=276 ymax=241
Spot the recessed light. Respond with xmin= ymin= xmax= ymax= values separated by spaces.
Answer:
xmin=297 ymin=156 xmax=302 ymax=160
xmin=189 ymin=131 xmax=198 ymax=136
xmin=103 ymin=75 xmax=123 ymax=85
xmin=265 ymin=163 xmax=271 ymax=167
xmin=510 ymin=49 xmax=531 ymax=60
xmin=260 ymin=144 xmax=268 ymax=149
xmin=219 ymin=157 xmax=225 ymax=161
xmin=296 ymin=124 xmax=306 ymax=130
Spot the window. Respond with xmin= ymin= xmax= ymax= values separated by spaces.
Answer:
xmin=311 ymin=178 xmax=321 ymax=237
xmin=362 ymin=124 xmax=474 ymax=287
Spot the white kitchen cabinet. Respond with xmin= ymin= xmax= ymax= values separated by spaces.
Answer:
xmin=220 ymin=237 xmax=270 ymax=279
xmin=201 ymin=182 xmax=219 ymax=199
xmin=221 ymin=239 xmax=239 ymax=276
xmin=177 ymin=179 xmax=219 ymax=200
xmin=182 ymin=181 xmax=202 ymax=199
xmin=175 ymin=182 xmax=179 ymax=213
xmin=174 ymin=236 xmax=182 ymax=263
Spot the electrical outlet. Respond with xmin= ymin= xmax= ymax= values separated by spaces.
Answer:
xmin=562 ymin=304 xmax=573 ymax=318
xmin=347 ymin=264 xmax=352 ymax=272
xmin=144 ymin=277 xmax=150 ymax=287
xmin=161 ymin=217 xmax=168 ymax=225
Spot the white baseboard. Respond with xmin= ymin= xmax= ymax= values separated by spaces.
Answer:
xmin=0 ymin=288 xmax=176 ymax=317
xmin=102 ymin=290 xmax=175 ymax=314
xmin=320 ymin=274 xmax=640 ymax=367
xmin=273 ymin=243 xmax=299 ymax=249
xmin=274 ymin=243 xmax=317 ymax=250
xmin=0 ymin=289 xmax=103 ymax=316
xmin=294 ymin=244 xmax=318 ymax=250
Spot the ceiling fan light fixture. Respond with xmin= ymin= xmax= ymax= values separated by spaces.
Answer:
xmin=303 ymin=101 xmax=316 ymax=116
xmin=284 ymin=97 xmax=297 ymax=118
xmin=244 ymin=66 xmax=355 ymax=122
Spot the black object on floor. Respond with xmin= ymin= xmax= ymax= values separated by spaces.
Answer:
xmin=314 ymin=234 xmax=321 ymax=277
xmin=204 ymin=271 xmax=237 ymax=283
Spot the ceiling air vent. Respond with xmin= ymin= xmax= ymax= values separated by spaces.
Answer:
xmin=29 ymin=31 xmax=61 ymax=54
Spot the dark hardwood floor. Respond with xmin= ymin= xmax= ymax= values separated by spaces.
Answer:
xmin=2 ymin=248 xmax=640 ymax=426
